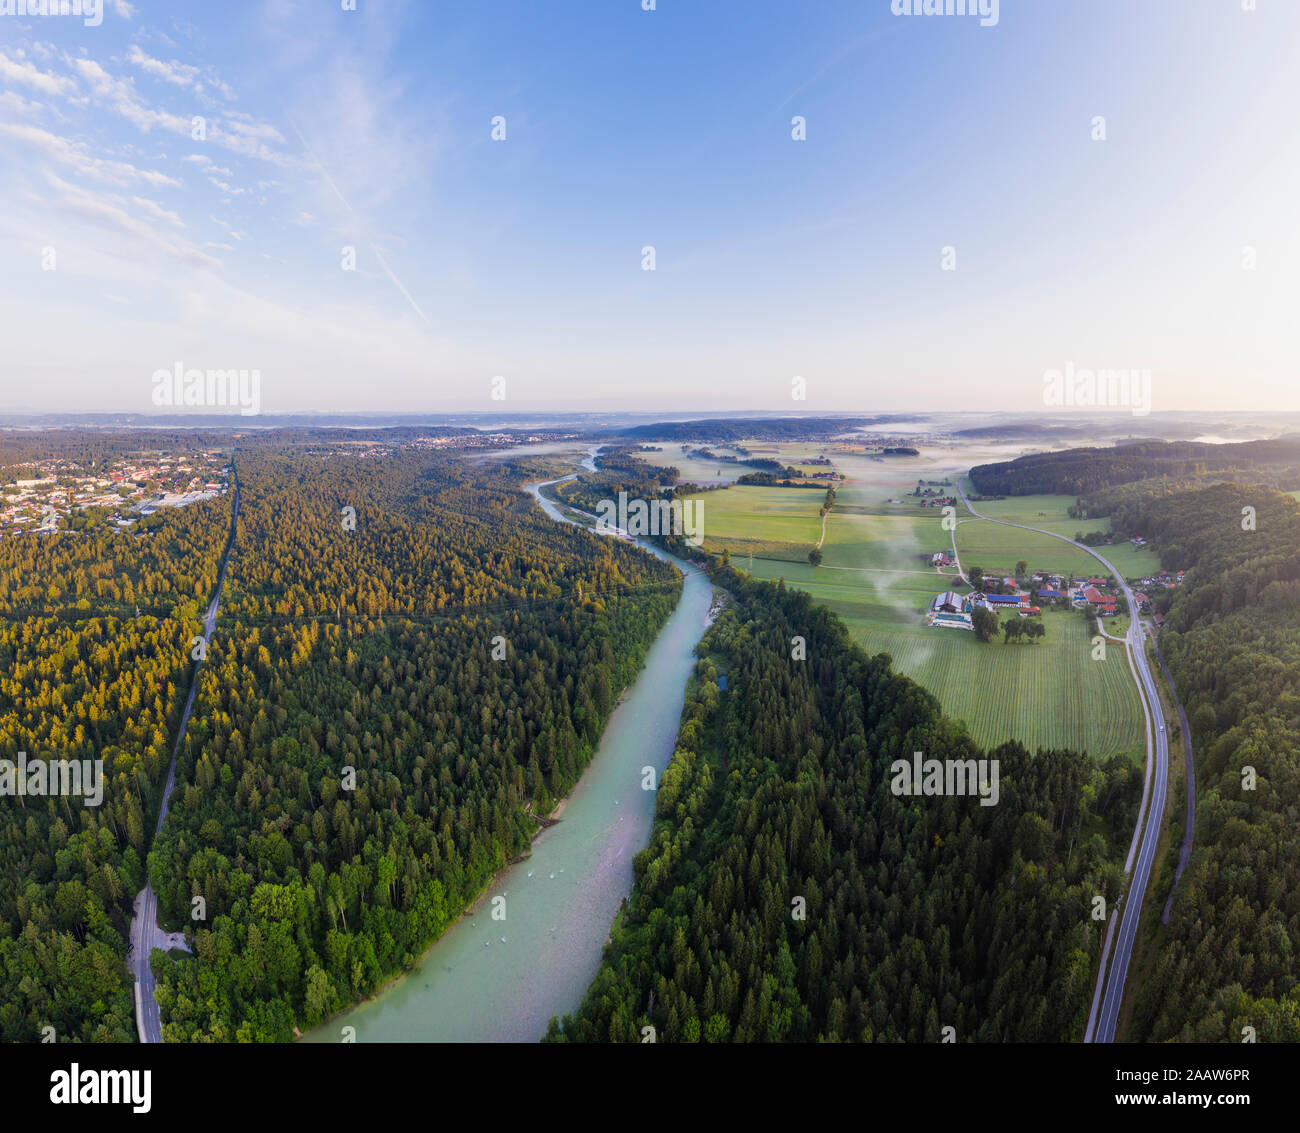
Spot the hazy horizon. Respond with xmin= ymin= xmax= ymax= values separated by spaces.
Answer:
xmin=3 ymin=0 xmax=1298 ymax=415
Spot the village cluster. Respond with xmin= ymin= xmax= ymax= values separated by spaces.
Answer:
xmin=924 ymin=561 xmax=1184 ymax=632
xmin=910 ymin=480 xmax=957 ymax=509
xmin=323 ymin=431 xmax=571 ymax=462
xmin=1129 ymin=564 xmax=1186 ymax=628
xmin=0 ymin=451 xmax=229 ymax=535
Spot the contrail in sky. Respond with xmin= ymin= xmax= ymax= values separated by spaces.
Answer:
xmin=287 ymin=115 xmax=430 ymax=325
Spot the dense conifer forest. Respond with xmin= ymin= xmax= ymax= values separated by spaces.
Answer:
xmin=546 ymin=573 xmax=1140 ymax=1042
xmin=1 ymin=438 xmax=680 ymax=1042
xmin=13 ymin=427 xmax=1300 ymax=1045
xmin=970 ymin=441 xmax=1300 ymax=1040
xmin=1103 ymin=484 xmax=1300 ymax=1041
xmin=0 ymin=491 xmax=231 ymax=1041
xmin=143 ymin=449 xmax=680 ymax=1040
xmin=970 ymin=438 xmax=1300 ymax=499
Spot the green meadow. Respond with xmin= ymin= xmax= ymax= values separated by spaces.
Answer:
xmin=636 ymin=447 xmax=750 ymax=484
xmin=747 ymin=555 xmax=1144 ymax=764
xmin=686 ymin=482 xmax=826 ymax=562
xmin=961 ymin=488 xmax=1158 ymax=580
xmin=686 ymin=441 xmax=1146 ymax=765
xmin=637 ymin=441 xmax=841 ymax=486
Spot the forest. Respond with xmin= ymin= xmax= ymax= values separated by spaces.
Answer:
xmin=1100 ymin=482 xmax=1300 ymax=1041
xmin=0 ymin=481 xmax=231 ymax=1042
xmin=1 ymin=435 xmax=682 ymax=1042
xmin=546 ymin=571 xmax=1141 ymax=1042
xmin=973 ymin=438 xmax=1300 ymax=1040
xmin=619 ymin=418 xmax=869 ymax=442
xmin=142 ymin=448 xmax=681 ymax=1040
xmin=970 ymin=438 xmax=1300 ymax=500
xmin=15 ymin=425 xmax=1297 ymax=1044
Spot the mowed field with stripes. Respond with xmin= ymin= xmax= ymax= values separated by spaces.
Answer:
xmin=746 ymin=557 xmax=1144 ymax=764
xmin=850 ymin=616 xmax=1144 ymax=762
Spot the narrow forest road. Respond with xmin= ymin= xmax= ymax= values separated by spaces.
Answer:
xmin=130 ymin=472 xmax=240 ymax=1043
xmin=950 ymin=478 xmax=1168 ymax=1044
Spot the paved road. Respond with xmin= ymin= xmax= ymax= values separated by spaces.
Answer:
xmin=130 ymin=476 xmax=239 ymax=1043
xmin=951 ymin=479 xmax=1168 ymax=1044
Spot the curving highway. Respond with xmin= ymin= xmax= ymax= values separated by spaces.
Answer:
xmin=951 ymin=478 xmax=1167 ymax=1044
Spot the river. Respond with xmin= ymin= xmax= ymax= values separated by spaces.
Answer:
xmin=302 ymin=454 xmax=715 ymax=1042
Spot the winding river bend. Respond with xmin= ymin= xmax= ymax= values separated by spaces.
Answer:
xmin=303 ymin=463 xmax=714 ymax=1042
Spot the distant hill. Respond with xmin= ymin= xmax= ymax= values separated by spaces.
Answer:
xmin=619 ymin=417 xmax=871 ymax=442
xmin=953 ymin=424 xmax=1089 ymax=441
xmin=970 ymin=437 xmax=1300 ymax=498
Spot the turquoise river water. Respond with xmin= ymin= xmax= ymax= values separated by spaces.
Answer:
xmin=302 ymin=463 xmax=714 ymax=1041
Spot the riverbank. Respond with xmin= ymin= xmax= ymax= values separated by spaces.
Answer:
xmin=299 ymin=463 xmax=715 ymax=1042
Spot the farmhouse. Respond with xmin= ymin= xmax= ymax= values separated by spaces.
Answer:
xmin=926 ymin=590 xmax=974 ymax=630
xmin=929 ymin=591 xmax=967 ymax=614
xmin=984 ymin=594 xmax=1021 ymax=608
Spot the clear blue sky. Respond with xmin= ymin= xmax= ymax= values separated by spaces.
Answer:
xmin=2 ymin=0 xmax=1298 ymax=414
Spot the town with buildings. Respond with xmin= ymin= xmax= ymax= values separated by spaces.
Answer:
xmin=0 ymin=450 xmax=230 ymax=535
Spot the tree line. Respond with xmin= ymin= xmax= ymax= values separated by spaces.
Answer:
xmin=970 ymin=438 xmax=1300 ymax=501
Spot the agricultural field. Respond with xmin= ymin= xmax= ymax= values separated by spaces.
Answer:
xmin=635 ymin=446 xmax=751 ymax=485
xmin=743 ymin=556 xmax=955 ymax=631
xmin=724 ymin=441 xmax=1146 ymax=765
xmin=748 ymin=555 xmax=1144 ymax=765
xmin=958 ymin=485 xmax=1158 ymax=580
xmin=956 ymin=519 xmax=1121 ymax=580
xmin=855 ymin=612 xmax=1144 ymax=764
xmin=685 ymin=482 xmax=826 ymax=562
xmin=639 ymin=440 xmax=856 ymax=487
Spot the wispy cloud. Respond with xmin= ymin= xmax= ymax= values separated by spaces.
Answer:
xmin=290 ymin=115 xmax=430 ymax=324
xmin=127 ymin=43 xmax=235 ymax=102
xmin=0 ymin=122 xmax=179 ymax=187
xmin=181 ymin=153 xmax=232 ymax=176
xmin=40 ymin=170 xmax=220 ymax=269
xmin=0 ymin=49 xmax=77 ymax=96
xmin=127 ymin=44 xmax=200 ymax=88
xmin=69 ymin=55 xmax=193 ymax=135
xmin=131 ymin=195 xmax=185 ymax=227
